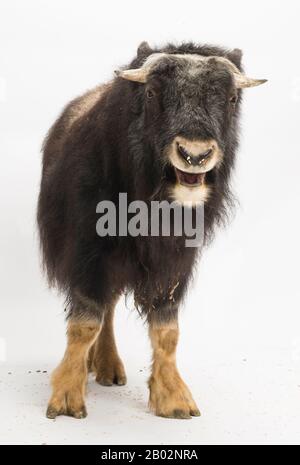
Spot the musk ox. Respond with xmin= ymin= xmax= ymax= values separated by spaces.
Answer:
xmin=37 ymin=41 xmax=266 ymax=419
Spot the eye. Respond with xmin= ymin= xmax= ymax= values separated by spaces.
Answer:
xmin=146 ymin=88 xmax=155 ymax=99
xmin=230 ymin=94 xmax=238 ymax=106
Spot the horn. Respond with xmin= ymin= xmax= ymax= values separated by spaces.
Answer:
xmin=115 ymin=68 xmax=147 ymax=83
xmin=115 ymin=52 xmax=268 ymax=88
xmin=211 ymin=56 xmax=267 ymax=89
xmin=234 ymin=75 xmax=268 ymax=89
xmin=115 ymin=53 xmax=166 ymax=83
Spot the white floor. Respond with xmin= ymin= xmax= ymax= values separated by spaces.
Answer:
xmin=1 ymin=346 xmax=300 ymax=445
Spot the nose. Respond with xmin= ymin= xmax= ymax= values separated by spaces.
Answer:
xmin=176 ymin=142 xmax=214 ymax=167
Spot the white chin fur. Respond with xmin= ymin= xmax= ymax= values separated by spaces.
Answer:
xmin=169 ymin=184 xmax=211 ymax=206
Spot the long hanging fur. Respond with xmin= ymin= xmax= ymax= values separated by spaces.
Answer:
xmin=37 ymin=42 xmax=241 ymax=322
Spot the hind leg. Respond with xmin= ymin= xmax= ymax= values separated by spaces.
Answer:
xmin=89 ymin=306 xmax=126 ymax=386
xmin=46 ymin=319 xmax=101 ymax=419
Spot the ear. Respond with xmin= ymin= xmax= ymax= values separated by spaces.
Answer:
xmin=137 ymin=41 xmax=152 ymax=59
xmin=226 ymin=48 xmax=243 ymax=69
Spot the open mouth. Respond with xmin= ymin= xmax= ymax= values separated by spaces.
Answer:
xmin=174 ymin=168 xmax=206 ymax=188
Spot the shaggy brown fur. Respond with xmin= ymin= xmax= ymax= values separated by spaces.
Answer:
xmin=38 ymin=42 xmax=265 ymax=419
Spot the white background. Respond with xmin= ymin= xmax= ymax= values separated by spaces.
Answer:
xmin=0 ymin=0 xmax=300 ymax=445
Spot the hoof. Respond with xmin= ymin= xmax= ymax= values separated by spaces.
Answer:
xmin=158 ymin=407 xmax=201 ymax=420
xmin=46 ymin=403 xmax=87 ymax=420
xmin=95 ymin=359 xmax=127 ymax=387
xmin=190 ymin=408 xmax=201 ymax=417
xmin=96 ymin=374 xmax=127 ymax=387
xmin=46 ymin=406 xmax=60 ymax=420
xmin=67 ymin=405 xmax=87 ymax=419
xmin=166 ymin=409 xmax=192 ymax=420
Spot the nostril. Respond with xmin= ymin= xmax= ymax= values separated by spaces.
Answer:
xmin=176 ymin=142 xmax=214 ymax=166
xmin=177 ymin=144 xmax=193 ymax=165
xmin=198 ymin=148 xmax=213 ymax=162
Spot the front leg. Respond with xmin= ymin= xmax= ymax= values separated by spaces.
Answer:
xmin=148 ymin=318 xmax=200 ymax=419
xmin=46 ymin=320 xmax=101 ymax=419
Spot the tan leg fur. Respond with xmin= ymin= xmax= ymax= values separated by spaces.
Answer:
xmin=46 ymin=320 xmax=101 ymax=419
xmin=148 ymin=321 xmax=200 ymax=419
xmin=88 ymin=308 xmax=126 ymax=386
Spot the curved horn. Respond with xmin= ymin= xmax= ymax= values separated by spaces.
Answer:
xmin=115 ymin=68 xmax=148 ymax=83
xmin=115 ymin=53 xmax=166 ymax=83
xmin=116 ymin=52 xmax=268 ymax=88
xmin=234 ymin=75 xmax=268 ymax=89
xmin=212 ymin=56 xmax=267 ymax=89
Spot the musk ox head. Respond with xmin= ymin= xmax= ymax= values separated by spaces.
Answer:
xmin=117 ymin=42 xmax=267 ymax=206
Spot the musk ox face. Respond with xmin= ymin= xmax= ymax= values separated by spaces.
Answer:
xmin=118 ymin=49 xmax=266 ymax=205
xmin=143 ymin=56 xmax=237 ymax=204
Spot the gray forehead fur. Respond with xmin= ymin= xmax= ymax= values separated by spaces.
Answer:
xmin=144 ymin=53 xmax=233 ymax=83
xmin=144 ymin=53 xmax=230 ymax=71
